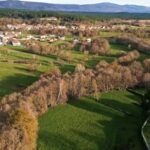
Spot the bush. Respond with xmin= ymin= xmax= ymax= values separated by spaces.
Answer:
xmin=79 ymin=38 xmax=110 ymax=55
xmin=75 ymin=64 xmax=85 ymax=72
xmin=118 ymin=50 xmax=140 ymax=64
xmin=143 ymin=73 xmax=150 ymax=89
xmin=0 ymin=109 xmax=38 ymax=150
xmin=143 ymin=59 xmax=150 ymax=72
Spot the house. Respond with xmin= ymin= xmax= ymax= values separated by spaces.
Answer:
xmin=40 ymin=35 xmax=47 ymax=39
xmin=27 ymin=35 xmax=34 ymax=40
xmin=0 ymin=42 xmax=3 ymax=46
xmin=79 ymin=24 xmax=86 ymax=31
xmin=59 ymin=36 xmax=65 ymax=40
xmin=49 ymin=34 xmax=56 ymax=38
xmin=40 ymin=35 xmax=48 ymax=41
xmin=0 ymin=39 xmax=3 ymax=46
xmin=11 ymin=38 xmax=21 ymax=46
xmin=49 ymin=38 xmax=58 ymax=43
xmin=0 ymin=36 xmax=9 ymax=45
xmin=40 ymin=17 xmax=58 ymax=21
xmin=86 ymin=38 xmax=92 ymax=43
xmin=73 ymin=39 xmax=79 ymax=44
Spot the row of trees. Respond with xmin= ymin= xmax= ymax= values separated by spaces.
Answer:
xmin=23 ymin=41 xmax=73 ymax=62
xmin=79 ymin=38 xmax=110 ymax=55
xmin=1 ymin=55 xmax=150 ymax=149
xmin=118 ymin=50 xmax=140 ymax=64
xmin=115 ymin=36 xmax=150 ymax=54
xmin=1 ymin=9 xmax=150 ymax=20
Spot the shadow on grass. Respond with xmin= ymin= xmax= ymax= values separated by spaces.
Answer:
xmin=38 ymin=131 xmax=78 ymax=150
xmin=100 ymin=98 xmax=142 ymax=117
xmin=68 ymin=97 xmax=121 ymax=117
xmin=15 ymin=66 xmax=43 ymax=76
xmin=54 ymin=62 xmax=75 ymax=73
xmin=68 ymin=96 xmax=145 ymax=150
xmin=86 ymin=56 xmax=114 ymax=68
xmin=0 ymin=73 xmax=38 ymax=98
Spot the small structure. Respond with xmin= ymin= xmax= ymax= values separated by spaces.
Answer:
xmin=11 ymin=38 xmax=21 ymax=46
xmin=86 ymin=38 xmax=92 ymax=43
xmin=49 ymin=38 xmax=58 ymax=43
xmin=40 ymin=17 xmax=58 ymax=21
xmin=59 ymin=36 xmax=65 ymax=40
xmin=73 ymin=39 xmax=79 ymax=44
xmin=0 ymin=41 xmax=3 ymax=46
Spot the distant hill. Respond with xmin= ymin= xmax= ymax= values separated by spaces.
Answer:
xmin=0 ymin=1 xmax=150 ymax=13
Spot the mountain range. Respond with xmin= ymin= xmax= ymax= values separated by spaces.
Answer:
xmin=0 ymin=0 xmax=150 ymax=13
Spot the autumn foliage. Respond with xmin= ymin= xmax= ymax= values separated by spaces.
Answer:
xmin=80 ymin=38 xmax=110 ymax=55
xmin=0 ymin=57 xmax=149 ymax=150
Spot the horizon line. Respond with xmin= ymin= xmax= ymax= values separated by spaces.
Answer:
xmin=1 ymin=0 xmax=149 ymax=7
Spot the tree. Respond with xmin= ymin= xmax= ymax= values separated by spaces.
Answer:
xmin=143 ymin=59 xmax=150 ymax=72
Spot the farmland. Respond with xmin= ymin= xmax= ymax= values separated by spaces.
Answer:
xmin=0 ymin=42 xmax=148 ymax=150
xmin=0 ymin=15 xmax=150 ymax=150
xmin=38 ymin=91 xmax=145 ymax=150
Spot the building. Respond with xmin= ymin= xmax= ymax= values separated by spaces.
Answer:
xmin=11 ymin=38 xmax=21 ymax=46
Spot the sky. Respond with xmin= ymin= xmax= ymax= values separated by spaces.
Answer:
xmin=19 ymin=0 xmax=150 ymax=6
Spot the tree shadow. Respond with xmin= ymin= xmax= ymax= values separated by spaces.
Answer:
xmin=38 ymin=131 xmax=78 ymax=150
xmin=86 ymin=56 xmax=114 ymax=68
xmin=100 ymin=98 xmax=142 ymax=117
xmin=0 ymin=73 xmax=38 ymax=98
xmin=15 ymin=66 xmax=43 ymax=76
xmin=12 ymin=54 xmax=52 ymax=66
xmin=54 ymin=62 xmax=75 ymax=73
xmin=68 ymin=96 xmax=145 ymax=150
xmin=68 ymin=97 xmax=122 ymax=117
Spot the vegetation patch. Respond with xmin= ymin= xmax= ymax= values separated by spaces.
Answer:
xmin=38 ymin=91 xmax=144 ymax=150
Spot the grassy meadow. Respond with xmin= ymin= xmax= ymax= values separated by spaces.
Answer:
xmin=38 ymin=91 xmax=145 ymax=150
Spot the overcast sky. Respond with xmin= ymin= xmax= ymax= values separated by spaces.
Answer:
xmin=18 ymin=0 xmax=150 ymax=6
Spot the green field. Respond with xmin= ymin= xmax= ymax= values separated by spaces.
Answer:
xmin=0 ymin=45 xmax=53 ymax=98
xmin=38 ymin=91 xmax=145 ymax=150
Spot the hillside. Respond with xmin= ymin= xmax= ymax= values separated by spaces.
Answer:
xmin=0 ymin=1 xmax=150 ymax=13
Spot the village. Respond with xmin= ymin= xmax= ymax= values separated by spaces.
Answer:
xmin=0 ymin=17 xmax=149 ymax=48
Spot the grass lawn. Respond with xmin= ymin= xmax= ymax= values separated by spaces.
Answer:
xmin=38 ymin=90 xmax=145 ymax=150
xmin=0 ymin=45 xmax=56 ymax=98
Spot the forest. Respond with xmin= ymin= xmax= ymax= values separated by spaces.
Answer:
xmin=0 ymin=9 xmax=150 ymax=20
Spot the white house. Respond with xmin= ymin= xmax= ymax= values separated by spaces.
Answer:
xmin=11 ymin=38 xmax=21 ymax=46
xmin=86 ymin=38 xmax=92 ymax=43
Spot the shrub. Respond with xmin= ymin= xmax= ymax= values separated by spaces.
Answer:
xmin=143 ymin=59 xmax=150 ymax=72
xmin=79 ymin=38 xmax=110 ymax=55
xmin=143 ymin=73 xmax=150 ymax=89
xmin=118 ymin=50 xmax=140 ymax=64
xmin=75 ymin=64 xmax=85 ymax=72
xmin=0 ymin=109 xmax=38 ymax=150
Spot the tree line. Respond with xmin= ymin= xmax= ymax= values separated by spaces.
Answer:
xmin=0 ymin=9 xmax=150 ymax=20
